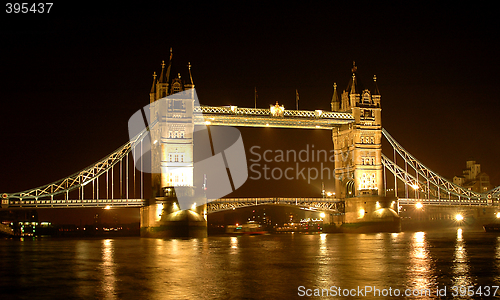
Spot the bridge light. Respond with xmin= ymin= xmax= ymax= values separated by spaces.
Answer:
xmin=204 ymin=120 xmax=211 ymax=125
xmin=455 ymin=214 xmax=464 ymax=221
xmin=104 ymin=205 xmax=111 ymax=210
xmin=376 ymin=201 xmax=381 ymax=209
xmin=358 ymin=208 xmax=365 ymax=218
xmin=496 ymin=212 xmax=500 ymax=219
xmin=319 ymin=212 xmax=325 ymax=218
xmin=156 ymin=203 xmax=164 ymax=221
xmin=191 ymin=202 xmax=197 ymax=211
xmin=415 ymin=202 xmax=423 ymax=209
xmin=411 ymin=184 xmax=419 ymax=190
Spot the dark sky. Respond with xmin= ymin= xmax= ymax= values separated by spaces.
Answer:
xmin=1 ymin=3 xmax=499 ymax=223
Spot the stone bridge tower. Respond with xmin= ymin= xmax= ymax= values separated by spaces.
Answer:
xmin=141 ymin=50 xmax=207 ymax=238
xmin=331 ymin=63 xmax=399 ymax=232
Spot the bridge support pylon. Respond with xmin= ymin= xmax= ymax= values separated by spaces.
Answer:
xmin=140 ymin=195 xmax=207 ymax=238
xmin=342 ymin=195 xmax=400 ymax=232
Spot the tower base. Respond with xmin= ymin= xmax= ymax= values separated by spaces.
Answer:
xmin=140 ymin=198 xmax=207 ymax=238
xmin=341 ymin=195 xmax=401 ymax=233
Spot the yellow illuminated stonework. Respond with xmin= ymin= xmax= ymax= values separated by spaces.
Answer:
xmin=333 ymin=64 xmax=383 ymax=198
xmin=359 ymin=172 xmax=377 ymax=190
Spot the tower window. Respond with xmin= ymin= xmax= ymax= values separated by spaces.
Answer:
xmin=172 ymin=82 xmax=182 ymax=94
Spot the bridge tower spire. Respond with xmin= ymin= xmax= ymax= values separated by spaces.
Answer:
xmin=331 ymin=82 xmax=340 ymax=111
xmin=149 ymin=72 xmax=157 ymax=104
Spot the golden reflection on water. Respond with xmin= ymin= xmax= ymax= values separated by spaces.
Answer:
xmin=316 ymin=233 xmax=331 ymax=286
xmin=452 ymin=228 xmax=471 ymax=287
xmin=319 ymin=233 xmax=327 ymax=254
xmin=408 ymin=232 xmax=432 ymax=291
xmin=146 ymin=238 xmax=228 ymax=299
xmin=496 ymin=237 xmax=500 ymax=283
xmin=230 ymin=236 xmax=238 ymax=251
xmin=101 ymin=239 xmax=116 ymax=299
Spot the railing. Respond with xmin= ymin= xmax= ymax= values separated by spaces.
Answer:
xmin=207 ymin=197 xmax=344 ymax=213
xmin=194 ymin=106 xmax=355 ymax=129
xmin=398 ymin=198 xmax=493 ymax=206
xmin=6 ymin=198 xmax=144 ymax=208
xmin=196 ymin=105 xmax=354 ymax=120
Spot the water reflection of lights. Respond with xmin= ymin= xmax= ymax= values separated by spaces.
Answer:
xmin=101 ymin=239 xmax=116 ymax=299
xmin=320 ymin=233 xmax=327 ymax=242
xmin=171 ymin=238 xmax=179 ymax=254
xmin=319 ymin=233 xmax=327 ymax=256
xmin=496 ymin=237 xmax=500 ymax=282
xmin=230 ymin=236 xmax=238 ymax=250
xmin=452 ymin=228 xmax=471 ymax=287
xmin=409 ymin=232 xmax=432 ymax=291
xmin=155 ymin=238 xmax=165 ymax=255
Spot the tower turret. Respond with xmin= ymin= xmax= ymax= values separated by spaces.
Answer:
xmin=149 ymin=72 xmax=157 ymax=104
xmin=341 ymin=62 xmax=362 ymax=111
xmin=151 ymin=49 xmax=195 ymax=102
xmin=372 ymin=75 xmax=381 ymax=107
xmin=331 ymin=82 xmax=340 ymax=111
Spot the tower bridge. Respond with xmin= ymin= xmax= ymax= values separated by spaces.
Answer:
xmin=2 ymin=57 xmax=500 ymax=237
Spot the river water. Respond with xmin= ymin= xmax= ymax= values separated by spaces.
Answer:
xmin=1 ymin=229 xmax=500 ymax=299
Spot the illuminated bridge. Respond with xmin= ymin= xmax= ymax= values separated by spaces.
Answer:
xmin=2 ymin=60 xmax=500 ymax=237
xmin=2 ymin=104 xmax=498 ymax=210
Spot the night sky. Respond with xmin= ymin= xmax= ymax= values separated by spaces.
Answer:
xmin=1 ymin=3 xmax=499 ymax=223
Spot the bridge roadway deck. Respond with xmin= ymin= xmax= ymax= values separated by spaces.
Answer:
xmin=2 ymin=197 xmax=345 ymax=212
xmin=398 ymin=198 xmax=496 ymax=206
xmin=193 ymin=106 xmax=354 ymax=129
xmin=207 ymin=198 xmax=345 ymax=213
xmin=3 ymin=197 xmax=495 ymax=210
xmin=2 ymin=198 xmax=144 ymax=209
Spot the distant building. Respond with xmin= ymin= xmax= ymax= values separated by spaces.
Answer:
xmin=453 ymin=160 xmax=492 ymax=193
